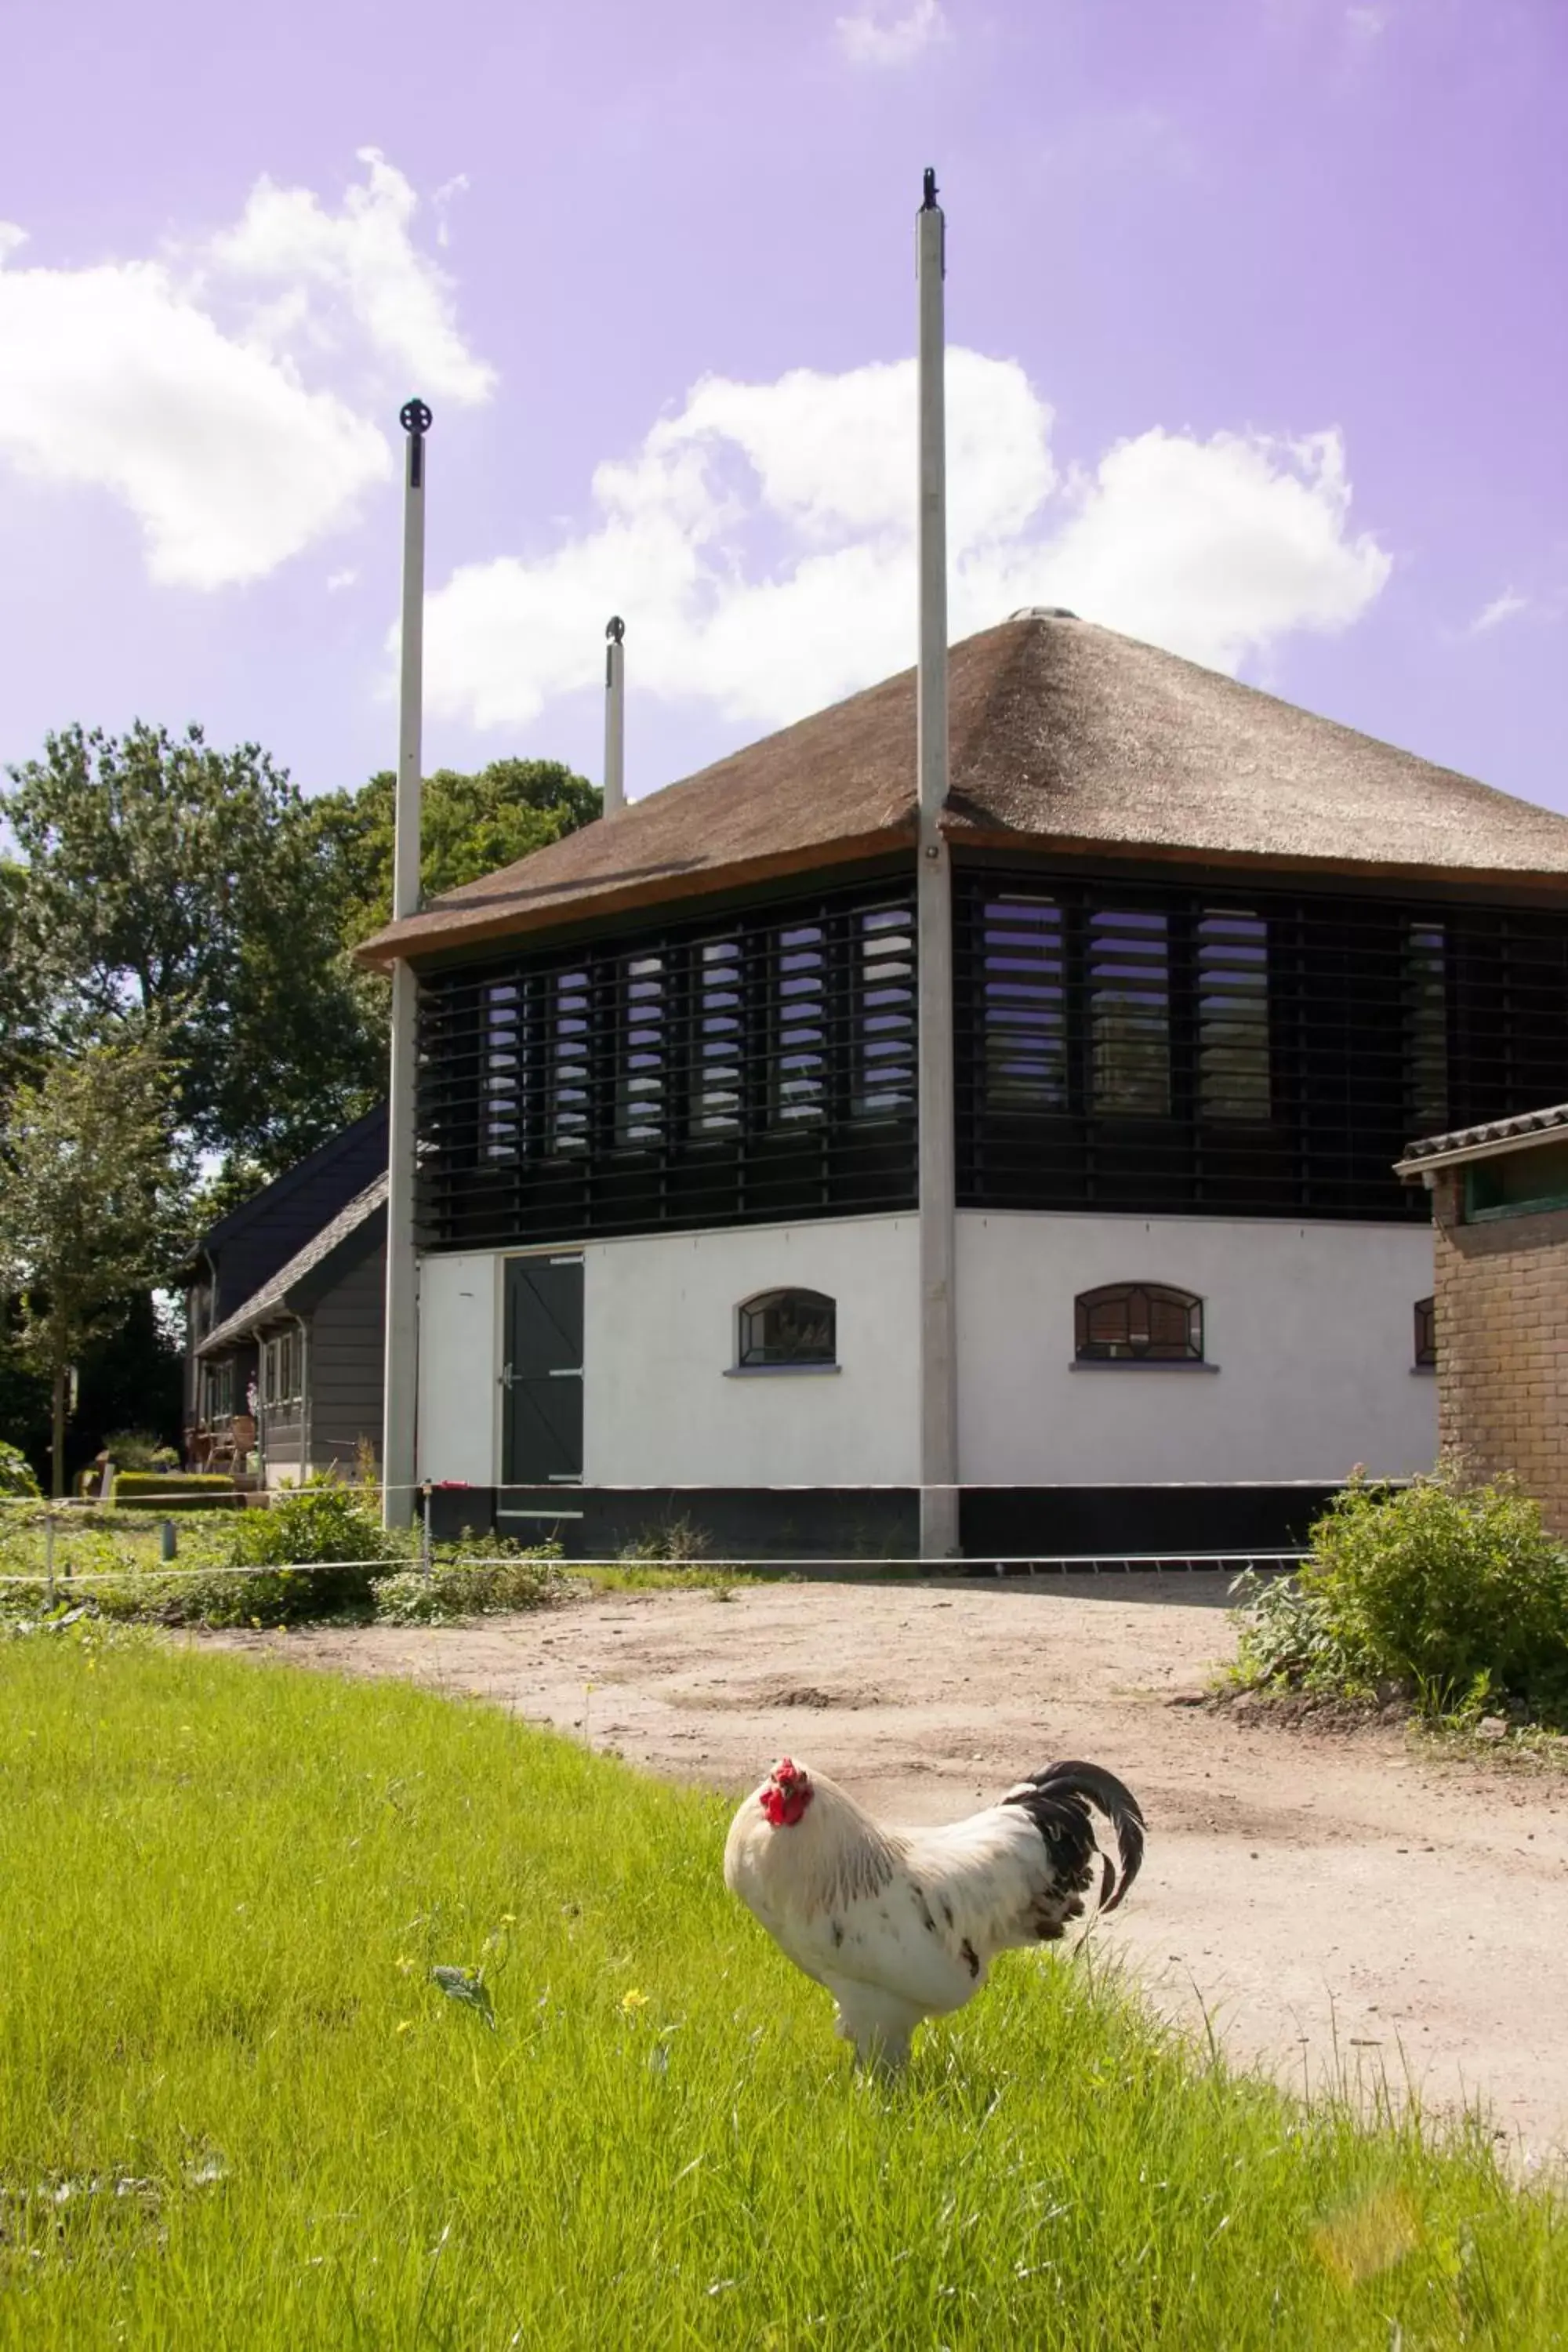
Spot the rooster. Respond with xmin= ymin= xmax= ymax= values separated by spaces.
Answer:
xmin=724 ymin=1755 xmax=1145 ymax=2071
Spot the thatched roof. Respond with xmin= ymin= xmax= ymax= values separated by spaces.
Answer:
xmin=359 ymin=612 xmax=1568 ymax=967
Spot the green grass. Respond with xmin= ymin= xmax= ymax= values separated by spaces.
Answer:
xmin=573 ymin=1561 xmax=762 ymax=1595
xmin=2 ymin=1637 xmax=1566 ymax=2350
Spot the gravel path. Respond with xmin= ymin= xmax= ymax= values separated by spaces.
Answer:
xmin=204 ymin=1573 xmax=1568 ymax=2166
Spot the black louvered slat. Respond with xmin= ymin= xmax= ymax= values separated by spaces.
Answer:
xmin=954 ymin=869 xmax=1568 ymax=1223
xmin=416 ymin=881 xmax=920 ymax=1248
xmin=417 ymin=865 xmax=1568 ymax=1247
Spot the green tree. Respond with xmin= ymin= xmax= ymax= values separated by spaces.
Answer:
xmin=308 ymin=757 xmax=600 ymax=947
xmin=306 ymin=757 xmax=600 ymax=1063
xmin=0 ymin=858 xmax=40 ymax=1102
xmin=2 ymin=724 xmax=381 ymax=1172
xmin=0 ymin=1035 xmax=192 ymax=1494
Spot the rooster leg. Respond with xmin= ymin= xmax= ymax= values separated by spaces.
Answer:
xmin=832 ymin=1989 xmax=920 ymax=2076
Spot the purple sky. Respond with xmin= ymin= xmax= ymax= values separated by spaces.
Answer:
xmin=3 ymin=0 xmax=1564 ymax=818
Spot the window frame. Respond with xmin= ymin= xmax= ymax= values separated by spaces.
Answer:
xmin=262 ymin=1327 xmax=303 ymax=1411
xmin=202 ymin=1359 xmax=235 ymax=1424
xmin=1073 ymin=1282 xmax=1206 ymax=1367
xmin=732 ymin=1287 xmax=839 ymax=1374
xmin=1414 ymin=1295 xmax=1437 ymax=1370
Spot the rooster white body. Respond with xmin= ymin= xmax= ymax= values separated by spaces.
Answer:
xmin=724 ymin=1757 xmax=1145 ymax=2071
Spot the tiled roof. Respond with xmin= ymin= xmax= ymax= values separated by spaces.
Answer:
xmin=359 ymin=611 xmax=1568 ymax=967
xmin=1395 ymin=1104 xmax=1568 ymax=1175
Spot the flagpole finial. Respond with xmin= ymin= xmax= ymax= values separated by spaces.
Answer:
xmin=922 ymin=166 xmax=938 ymax=209
xmin=606 ymin=615 xmax=625 ymax=644
xmin=399 ymin=398 xmax=431 ymax=488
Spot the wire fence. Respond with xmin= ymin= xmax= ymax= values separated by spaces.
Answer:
xmin=0 ymin=1475 xmax=1315 ymax=1611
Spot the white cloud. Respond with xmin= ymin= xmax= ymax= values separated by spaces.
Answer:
xmin=835 ymin=0 xmax=948 ymax=67
xmin=0 ymin=153 xmax=490 ymax=590
xmin=1470 ymin=586 xmax=1530 ymax=635
xmin=326 ymin=568 xmax=359 ymax=593
xmin=202 ymin=149 xmax=494 ymax=405
xmin=431 ymin=174 xmax=472 ymax=251
xmin=423 ymin=353 xmax=1391 ymax=738
xmin=1345 ymin=5 xmax=1388 ymax=42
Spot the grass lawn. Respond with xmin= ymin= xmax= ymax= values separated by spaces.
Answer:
xmin=2 ymin=1635 xmax=1565 ymax=2350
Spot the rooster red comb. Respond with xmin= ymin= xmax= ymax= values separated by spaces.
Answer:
xmin=760 ymin=1757 xmax=813 ymax=1825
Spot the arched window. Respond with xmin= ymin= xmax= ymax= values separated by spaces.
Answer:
xmin=1414 ymin=1296 xmax=1437 ymax=1369
xmin=737 ymin=1289 xmax=837 ymax=1368
xmin=1075 ymin=1283 xmax=1203 ymax=1363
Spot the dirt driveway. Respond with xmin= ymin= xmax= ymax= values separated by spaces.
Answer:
xmin=205 ymin=1574 xmax=1568 ymax=2166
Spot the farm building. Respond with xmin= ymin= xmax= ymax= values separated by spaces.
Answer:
xmin=182 ymin=1107 xmax=387 ymax=1483
xmin=1397 ymin=1103 xmax=1568 ymax=1530
xmin=358 ymin=610 xmax=1568 ymax=1559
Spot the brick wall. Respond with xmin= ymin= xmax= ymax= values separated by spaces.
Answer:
xmin=1431 ymin=1167 xmax=1568 ymax=1530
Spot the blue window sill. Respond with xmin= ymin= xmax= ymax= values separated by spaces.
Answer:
xmin=724 ymin=1363 xmax=841 ymax=1378
xmin=1069 ymin=1359 xmax=1220 ymax=1374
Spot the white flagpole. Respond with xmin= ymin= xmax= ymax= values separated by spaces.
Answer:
xmin=382 ymin=396 xmax=430 ymax=1531
xmin=916 ymin=171 xmax=960 ymax=1561
xmin=603 ymin=615 xmax=626 ymax=817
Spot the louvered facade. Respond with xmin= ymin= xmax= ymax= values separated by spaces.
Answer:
xmin=412 ymin=860 xmax=1568 ymax=1249
xmin=415 ymin=877 xmax=917 ymax=1249
xmin=953 ymin=867 xmax=1568 ymax=1224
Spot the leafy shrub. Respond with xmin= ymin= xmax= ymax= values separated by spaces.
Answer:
xmin=0 ymin=1441 xmax=41 ymax=1499
xmin=1229 ymin=1566 xmax=1363 ymax=1695
xmin=1232 ymin=1467 xmax=1568 ymax=1721
xmin=617 ymin=1513 xmax=713 ymax=1566
xmin=101 ymin=1430 xmax=180 ymax=1472
xmin=372 ymin=1552 xmax=562 ymax=1625
xmin=200 ymin=1479 xmax=404 ymax=1626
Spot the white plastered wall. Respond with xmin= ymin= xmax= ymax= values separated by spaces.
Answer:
xmin=417 ymin=1251 xmax=501 ymax=1486
xmin=416 ymin=1217 xmax=920 ymax=1490
xmin=956 ymin=1210 xmax=1438 ymax=1488
xmin=582 ymin=1214 xmax=919 ymax=1488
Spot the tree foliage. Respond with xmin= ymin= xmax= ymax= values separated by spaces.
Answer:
xmin=2 ymin=724 xmax=380 ymax=1171
xmin=306 ymin=757 xmax=600 ymax=946
xmin=0 ymin=1035 xmax=193 ymax=1492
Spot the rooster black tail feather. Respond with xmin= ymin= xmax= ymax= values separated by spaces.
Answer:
xmin=1002 ymin=1759 xmax=1146 ymax=1917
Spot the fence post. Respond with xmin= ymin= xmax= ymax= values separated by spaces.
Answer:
xmin=45 ymin=1511 xmax=56 ymax=1609
xmin=161 ymin=1518 xmax=177 ymax=1563
xmin=420 ymin=1481 xmax=434 ymax=1576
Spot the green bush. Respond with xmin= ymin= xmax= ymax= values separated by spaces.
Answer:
xmin=1229 ymin=1566 xmax=1363 ymax=1696
xmin=617 ymin=1512 xmax=713 ymax=1566
xmin=101 ymin=1429 xmax=180 ymax=1472
xmin=0 ymin=1442 xmax=40 ymax=1500
xmin=1233 ymin=1467 xmax=1568 ymax=1721
xmin=372 ymin=1552 xmax=562 ymax=1625
xmin=201 ymin=1479 xmax=404 ymax=1626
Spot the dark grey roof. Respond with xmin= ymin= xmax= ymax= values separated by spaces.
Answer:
xmin=1395 ymin=1103 xmax=1568 ymax=1177
xmin=179 ymin=1104 xmax=388 ymax=1298
xmin=198 ymin=1175 xmax=387 ymax=1354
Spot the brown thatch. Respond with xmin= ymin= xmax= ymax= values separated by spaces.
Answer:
xmin=359 ymin=612 xmax=1568 ymax=967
